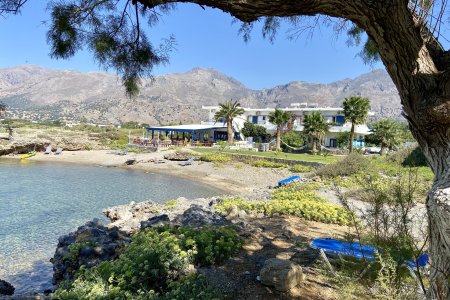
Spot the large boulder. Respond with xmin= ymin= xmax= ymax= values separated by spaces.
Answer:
xmin=0 ymin=279 xmax=14 ymax=296
xmin=164 ymin=151 xmax=190 ymax=161
xmin=51 ymin=219 xmax=130 ymax=285
xmin=140 ymin=214 xmax=170 ymax=230
xmin=174 ymin=204 xmax=228 ymax=227
xmin=259 ymin=258 xmax=304 ymax=292
xmin=103 ymin=201 xmax=160 ymax=232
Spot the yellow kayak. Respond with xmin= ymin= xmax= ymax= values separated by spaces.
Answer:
xmin=20 ymin=151 xmax=36 ymax=159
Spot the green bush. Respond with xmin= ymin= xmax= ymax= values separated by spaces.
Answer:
xmin=249 ymin=159 xmax=286 ymax=168
xmin=214 ymin=187 xmax=353 ymax=226
xmin=159 ymin=275 xmax=221 ymax=300
xmin=53 ymin=226 xmax=240 ymax=299
xmin=104 ymin=230 xmax=190 ymax=293
xmin=176 ymin=226 xmax=243 ymax=266
xmin=164 ymin=199 xmax=178 ymax=210
xmin=64 ymin=241 xmax=98 ymax=264
xmin=215 ymin=197 xmax=262 ymax=214
xmin=199 ymin=153 xmax=232 ymax=163
xmin=314 ymin=153 xmax=367 ymax=178
xmin=402 ymin=146 xmax=428 ymax=167
xmin=289 ymin=164 xmax=314 ymax=173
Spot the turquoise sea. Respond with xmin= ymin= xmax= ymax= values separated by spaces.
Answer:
xmin=0 ymin=158 xmax=221 ymax=295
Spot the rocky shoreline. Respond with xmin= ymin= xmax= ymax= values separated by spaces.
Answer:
xmin=50 ymin=193 xmax=271 ymax=288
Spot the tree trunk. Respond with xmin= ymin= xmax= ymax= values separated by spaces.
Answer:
xmin=140 ymin=1 xmax=450 ymax=297
xmin=227 ymin=119 xmax=233 ymax=144
xmin=312 ymin=137 xmax=317 ymax=153
xmin=413 ymin=128 xmax=450 ymax=300
xmin=349 ymin=123 xmax=355 ymax=153
xmin=427 ymin=176 xmax=450 ymax=300
xmin=276 ymin=127 xmax=281 ymax=150
xmin=380 ymin=143 xmax=386 ymax=156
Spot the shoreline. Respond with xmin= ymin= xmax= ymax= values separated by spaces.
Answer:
xmin=3 ymin=150 xmax=294 ymax=195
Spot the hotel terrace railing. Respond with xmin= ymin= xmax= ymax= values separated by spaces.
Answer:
xmin=131 ymin=138 xmax=214 ymax=148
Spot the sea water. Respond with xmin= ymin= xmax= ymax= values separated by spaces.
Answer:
xmin=0 ymin=158 xmax=221 ymax=295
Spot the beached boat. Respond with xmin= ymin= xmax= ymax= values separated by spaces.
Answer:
xmin=20 ymin=151 xmax=36 ymax=159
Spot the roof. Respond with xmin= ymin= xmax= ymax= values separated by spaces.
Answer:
xmin=146 ymin=124 xmax=227 ymax=132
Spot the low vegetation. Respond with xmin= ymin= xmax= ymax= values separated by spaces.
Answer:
xmin=192 ymin=147 xmax=341 ymax=164
xmin=215 ymin=183 xmax=354 ymax=226
xmin=53 ymin=225 xmax=242 ymax=299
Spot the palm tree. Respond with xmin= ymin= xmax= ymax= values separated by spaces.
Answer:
xmin=268 ymin=108 xmax=293 ymax=151
xmin=303 ymin=112 xmax=329 ymax=153
xmin=343 ymin=96 xmax=370 ymax=153
xmin=370 ymin=119 xmax=401 ymax=155
xmin=214 ymin=100 xmax=244 ymax=144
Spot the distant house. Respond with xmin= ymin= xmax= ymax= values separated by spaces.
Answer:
xmin=202 ymin=103 xmax=373 ymax=148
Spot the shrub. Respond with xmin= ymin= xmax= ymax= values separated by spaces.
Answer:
xmin=402 ymin=146 xmax=427 ymax=167
xmin=159 ymin=275 xmax=221 ymax=300
xmin=83 ymin=143 xmax=93 ymax=150
xmin=54 ymin=226 xmax=240 ymax=299
xmin=164 ymin=199 xmax=178 ymax=210
xmin=176 ymin=226 xmax=243 ymax=266
xmin=314 ymin=153 xmax=367 ymax=178
xmin=215 ymin=197 xmax=262 ymax=214
xmin=249 ymin=159 xmax=286 ymax=168
xmin=64 ymin=241 xmax=98 ymax=264
xmin=199 ymin=153 xmax=232 ymax=163
xmin=214 ymin=187 xmax=353 ymax=226
xmin=269 ymin=187 xmax=352 ymax=225
xmin=107 ymin=230 xmax=191 ymax=293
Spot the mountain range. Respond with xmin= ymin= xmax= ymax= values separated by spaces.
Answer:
xmin=0 ymin=65 xmax=403 ymax=125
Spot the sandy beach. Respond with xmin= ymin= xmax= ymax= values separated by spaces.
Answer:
xmin=12 ymin=149 xmax=294 ymax=195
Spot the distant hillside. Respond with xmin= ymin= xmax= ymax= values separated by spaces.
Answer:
xmin=0 ymin=65 xmax=403 ymax=125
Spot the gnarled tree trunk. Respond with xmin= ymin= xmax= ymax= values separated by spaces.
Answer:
xmin=139 ymin=1 xmax=449 ymax=297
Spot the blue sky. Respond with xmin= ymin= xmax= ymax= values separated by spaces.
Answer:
xmin=0 ymin=1 xmax=384 ymax=89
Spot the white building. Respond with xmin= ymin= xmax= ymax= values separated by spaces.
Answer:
xmin=202 ymin=103 xmax=373 ymax=148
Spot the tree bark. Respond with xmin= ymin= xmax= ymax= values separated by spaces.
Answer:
xmin=139 ymin=1 xmax=450 ymax=297
xmin=276 ymin=127 xmax=281 ymax=150
xmin=349 ymin=123 xmax=355 ymax=153
xmin=227 ymin=118 xmax=233 ymax=144
xmin=311 ymin=136 xmax=317 ymax=153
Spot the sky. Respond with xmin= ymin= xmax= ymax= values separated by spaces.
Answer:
xmin=0 ymin=1 xmax=385 ymax=89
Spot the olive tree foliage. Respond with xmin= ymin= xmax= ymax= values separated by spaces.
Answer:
xmin=2 ymin=0 xmax=450 ymax=298
xmin=0 ymin=0 xmax=27 ymax=16
xmin=47 ymin=0 xmax=176 ymax=97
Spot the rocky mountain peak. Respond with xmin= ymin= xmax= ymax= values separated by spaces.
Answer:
xmin=0 ymin=65 xmax=402 ymax=124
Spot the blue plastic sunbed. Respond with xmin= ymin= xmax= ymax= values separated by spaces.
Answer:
xmin=278 ymin=175 xmax=301 ymax=187
xmin=310 ymin=238 xmax=428 ymax=270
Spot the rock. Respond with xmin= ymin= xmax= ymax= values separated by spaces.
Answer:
xmin=0 ymin=279 xmax=15 ymax=296
xmin=238 ymin=210 xmax=247 ymax=217
xmin=51 ymin=220 xmax=130 ymax=285
xmin=164 ymin=151 xmax=190 ymax=161
xmin=312 ymin=176 xmax=322 ymax=183
xmin=226 ymin=205 xmax=239 ymax=218
xmin=140 ymin=214 xmax=170 ymax=230
xmin=259 ymin=258 xmax=304 ymax=292
xmin=174 ymin=204 xmax=228 ymax=227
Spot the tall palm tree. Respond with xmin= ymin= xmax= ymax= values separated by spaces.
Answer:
xmin=268 ymin=108 xmax=293 ymax=151
xmin=303 ymin=112 xmax=329 ymax=153
xmin=342 ymin=96 xmax=371 ymax=153
xmin=214 ymin=100 xmax=245 ymax=144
